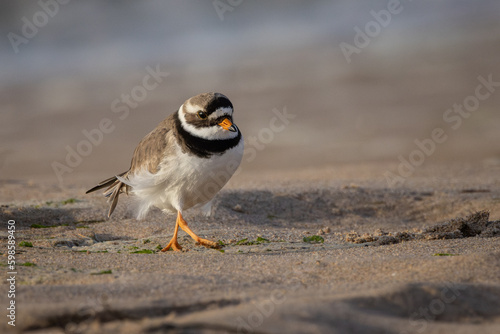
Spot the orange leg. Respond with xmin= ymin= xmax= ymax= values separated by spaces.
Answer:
xmin=177 ymin=211 xmax=220 ymax=249
xmin=160 ymin=214 xmax=183 ymax=252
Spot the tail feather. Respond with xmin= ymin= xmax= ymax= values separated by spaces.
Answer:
xmin=86 ymin=171 xmax=130 ymax=217
xmin=106 ymin=184 xmax=122 ymax=218
xmin=85 ymin=173 xmax=124 ymax=194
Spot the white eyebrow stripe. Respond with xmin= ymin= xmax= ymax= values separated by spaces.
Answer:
xmin=208 ymin=107 xmax=233 ymax=120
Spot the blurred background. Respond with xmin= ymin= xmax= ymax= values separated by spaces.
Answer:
xmin=1 ymin=0 xmax=499 ymax=187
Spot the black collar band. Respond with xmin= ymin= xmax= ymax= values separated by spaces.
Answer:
xmin=174 ymin=111 xmax=241 ymax=159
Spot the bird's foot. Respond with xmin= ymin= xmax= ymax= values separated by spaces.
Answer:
xmin=175 ymin=211 xmax=221 ymax=250
xmin=161 ymin=239 xmax=183 ymax=252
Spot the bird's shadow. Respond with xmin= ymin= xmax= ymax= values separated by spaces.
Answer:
xmin=202 ymin=187 xmax=437 ymax=227
xmin=0 ymin=186 xmax=451 ymax=231
xmin=0 ymin=205 xmax=90 ymax=230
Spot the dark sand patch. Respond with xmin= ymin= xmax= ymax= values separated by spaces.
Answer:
xmin=344 ymin=211 xmax=500 ymax=246
xmin=347 ymin=283 xmax=500 ymax=323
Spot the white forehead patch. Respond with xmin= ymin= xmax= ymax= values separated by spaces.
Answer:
xmin=184 ymin=101 xmax=200 ymax=114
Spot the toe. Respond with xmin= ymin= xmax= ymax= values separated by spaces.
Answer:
xmin=197 ymin=238 xmax=221 ymax=249
xmin=161 ymin=242 xmax=183 ymax=252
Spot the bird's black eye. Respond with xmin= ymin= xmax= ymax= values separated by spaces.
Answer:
xmin=197 ymin=111 xmax=208 ymax=120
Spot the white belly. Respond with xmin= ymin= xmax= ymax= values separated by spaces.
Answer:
xmin=129 ymin=140 xmax=243 ymax=219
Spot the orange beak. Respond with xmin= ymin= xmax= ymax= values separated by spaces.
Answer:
xmin=218 ymin=118 xmax=237 ymax=132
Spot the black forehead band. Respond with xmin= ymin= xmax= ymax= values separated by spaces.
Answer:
xmin=205 ymin=97 xmax=233 ymax=115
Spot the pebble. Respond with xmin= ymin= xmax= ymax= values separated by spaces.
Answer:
xmin=232 ymin=204 xmax=244 ymax=213
xmin=318 ymin=227 xmax=331 ymax=235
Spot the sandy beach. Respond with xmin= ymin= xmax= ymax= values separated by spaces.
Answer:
xmin=1 ymin=1 xmax=500 ymax=333
xmin=1 ymin=164 xmax=500 ymax=333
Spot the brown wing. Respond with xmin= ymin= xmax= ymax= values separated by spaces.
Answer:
xmin=129 ymin=114 xmax=175 ymax=175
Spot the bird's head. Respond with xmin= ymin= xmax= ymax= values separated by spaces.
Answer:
xmin=178 ymin=92 xmax=239 ymax=140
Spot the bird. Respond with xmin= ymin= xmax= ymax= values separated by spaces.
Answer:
xmin=86 ymin=92 xmax=243 ymax=252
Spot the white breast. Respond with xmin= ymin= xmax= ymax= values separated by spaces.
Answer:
xmin=128 ymin=139 xmax=244 ymax=219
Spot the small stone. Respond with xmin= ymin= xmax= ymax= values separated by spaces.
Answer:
xmin=232 ymin=204 xmax=244 ymax=213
